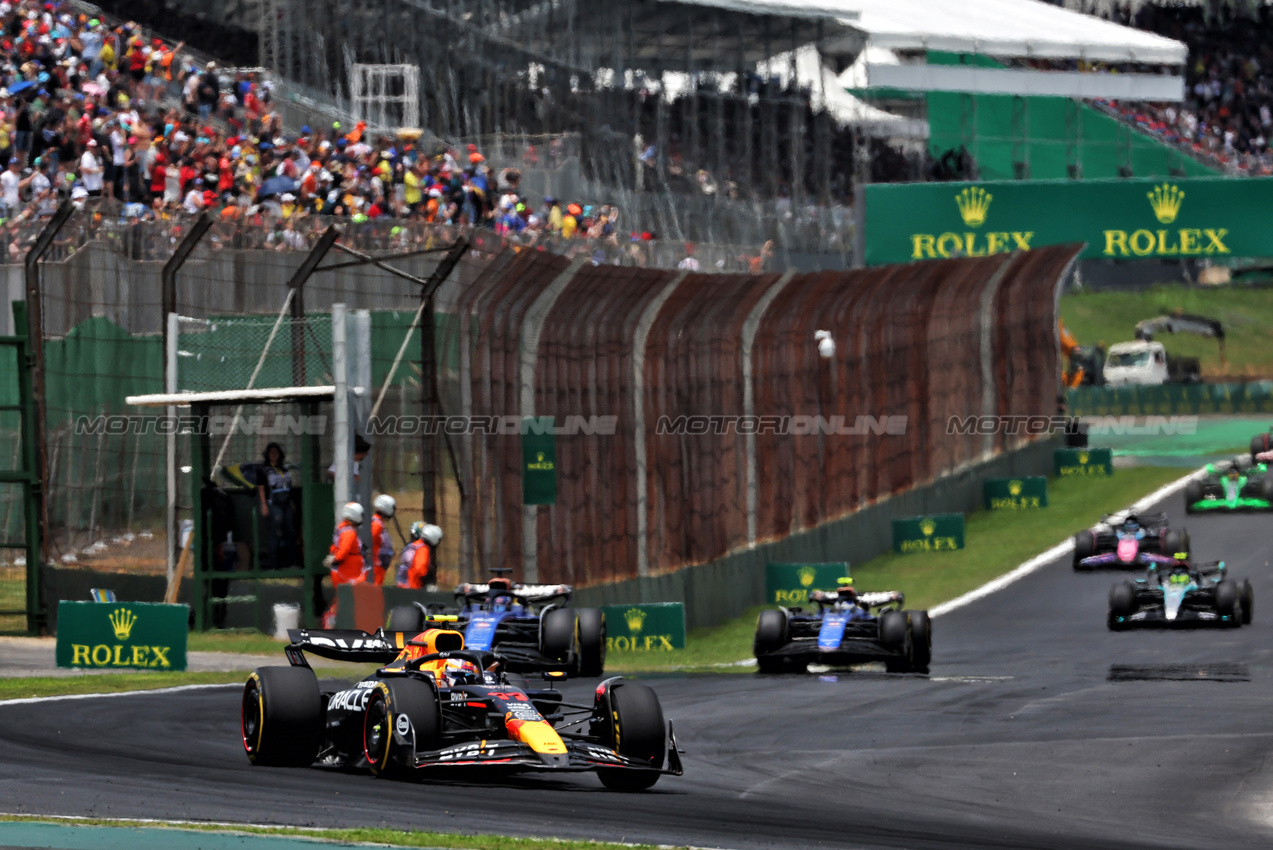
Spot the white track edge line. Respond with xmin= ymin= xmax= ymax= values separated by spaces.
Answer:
xmin=0 ymin=682 xmax=240 ymax=707
xmin=929 ymin=465 xmax=1207 ymax=618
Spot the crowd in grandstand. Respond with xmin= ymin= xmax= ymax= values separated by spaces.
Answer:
xmin=0 ymin=0 xmax=652 ymax=264
xmin=1093 ymin=2 xmax=1273 ymax=174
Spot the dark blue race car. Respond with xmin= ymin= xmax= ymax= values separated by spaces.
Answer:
xmin=753 ymin=578 xmax=931 ymax=674
xmin=387 ymin=568 xmax=606 ymax=677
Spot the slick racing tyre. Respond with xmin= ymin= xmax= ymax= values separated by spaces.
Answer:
xmin=1109 ymin=581 xmax=1137 ymax=617
xmin=242 ymin=666 xmax=323 ymax=767
xmin=1073 ymin=529 xmax=1096 ymax=569
xmin=880 ymin=610 xmax=914 ymax=673
xmin=541 ymin=608 xmax=580 ymax=670
xmin=906 ymin=610 xmax=932 ymax=674
xmin=1161 ymin=529 xmax=1187 ymax=558
xmin=1184 ymin=480 xmax=1203 ymax=514
xmin=364 ymin=677 xmax=440 ymax=778
xmin=753 ymin=609 xmax=789 ymax=674
xmin=386 ymin=604 xmax=426 ymax=633
xmin=1240 ymin=579 xmax=1255 ymax=625
xmin=576 ymin=608 xmax=606 ymax=677
xmin=1254 ymin=434 xmax=1270 ymax=464
xmin=1214 ymin=580 xmax=1241 ymax=625
xmin=597 ymin=682 xmax=666 ymax=791
xmin=1262 ymin=478 xmax=1273 ymax=504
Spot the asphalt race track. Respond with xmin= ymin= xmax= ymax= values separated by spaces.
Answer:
xmin=2 ymin=491 xmax=1272 ymax=849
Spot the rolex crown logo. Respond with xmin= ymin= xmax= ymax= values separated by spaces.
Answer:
xmin=536 ymin=452 xmax=545 ymax=463
xmin=797 ymin=566 xmax=817 ymax=587
xmin=920 ymin=517 xmax=936 ymax=537
xmin=955 ymin=187 xmax=992 ymax=228
xmin=109 ymin=608 xmax=137 ymax=641
xmin=1147 ymin=183 xmax=1184 ymax=224
xmin=624 ymin=607 xmax=647 ymax=633
xmin=1008 ymin=480 xmax=1023 ymax=496
xmin=1078 ymin=451 xmax=1090 ymax=465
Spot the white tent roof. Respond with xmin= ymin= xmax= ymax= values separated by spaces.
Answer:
xmin=829 ymin=0 xmax=1186 ymax=64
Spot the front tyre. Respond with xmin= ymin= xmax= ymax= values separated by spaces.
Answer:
xmin=363 ymin=677 xmax=440 ymax=778
xmin=1184 ymin=480 xmax=1203 ymax=514
xmin=1240 ymin=579 xmax=1255 ymax=625
xmin=597 ymin=683 xmax=666 ymax=791
xmin=1073 ymin=529 xmax=1096 ymax=569
xmin=753 ymin=609 xmax=789 ymax=674
xmin=386 ymin=604 xmax=426 ymax=633
xmin=242 ymin=666 xmax=322 ymax=767
xmin=576 ymin=608 xmax=606 ymax=677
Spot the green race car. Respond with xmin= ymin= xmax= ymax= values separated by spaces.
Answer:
xmin=1184 ymin=459 xmax=1273 ymax=513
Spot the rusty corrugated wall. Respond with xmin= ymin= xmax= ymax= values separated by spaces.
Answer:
xmin=451 ymin=244 xmax=1081 ymax=584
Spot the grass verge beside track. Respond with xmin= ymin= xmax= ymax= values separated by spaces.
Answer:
xmin=0 ymin=672 xmax=247 ymax=701
xmin=0 ymin=816 xmax=686 ymax=850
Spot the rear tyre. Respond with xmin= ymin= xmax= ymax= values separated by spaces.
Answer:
xmin=363 ymin=677 xmax=440 ymax=778
xmin=1184 ymin=480 xmax=1203 ymax=514
xmin=1073 ymin=529 xmax=1096 ymax=570
xmin=1252 ymin=435 xmax=1267 ymax=464
xmin=541 ymin=608 xmax=580 ymax=669
xmin=880 ymin=610 xmax=913 ymax=673
xmin=1161 ymin=530 xmax=1186 ymax=558
xmin=753 ymin=609 xmax=789 ymax=674
xmin=906 ymin=610 xmax=932 ymax=674
xmin=1261 ymin=478 xmax=1273 ymax=504
xmin=576 ymin=608 xmax=607 ymax=677
xmin=1215 ymin=580 xmax=1240 ymax=624
xmin=242 ymin=666 xmax=323 ymax=767
xmin=386 ymin=604 xmax=425 ymax=633
xmin=597 ymin=683 xmax=666 ymax=791
xmin=1240 ymin=580 xmax=1255 ymax=625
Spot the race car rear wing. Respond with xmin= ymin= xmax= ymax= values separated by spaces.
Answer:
xmin=284 ymin=628 xmax=425 ymax=665
xmin=454 ymin=582 xmax=573 ymax=606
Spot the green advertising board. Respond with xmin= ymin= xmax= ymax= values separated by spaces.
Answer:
xmin=984 ymin=476 xmax=1048 ymax=510
xmin=765 ymin=562 xmax=848 ymax=606
xmin=55 ymin=601 xmax=189 ymax=670
xmin=599 ymin=603 xmax=686 ymax=651
xmin=892 ymin=514 xmax=965 ymax=554
xmin=1067 ymin=381 xmax=1273 ymax=416
xmin=1055 ymin=447 xmax=1114 ymax=477
xmin=522 ymin=422 xmax=556 ymax=505
xmin=862 ymin=177 xmax=1273 ymax=266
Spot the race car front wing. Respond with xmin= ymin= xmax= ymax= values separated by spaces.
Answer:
xmin=408 ymin=723 xmax=684 ymax=776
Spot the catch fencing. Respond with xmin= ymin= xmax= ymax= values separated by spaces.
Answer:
xmin=20 ymin=209 xmax=1076 ymax=596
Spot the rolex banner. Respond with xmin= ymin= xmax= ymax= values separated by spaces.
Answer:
xmin=1055 ymin=447 xmax=1114 ymax=477
xmin=862 ymin=177 xmax=1273 ymax=266
xmin=522 ymin=424 xmax=557 ymax=505
xmin=55 ymin=601 xmax=189 ymax=670
xmin=892 ymin=514 xmax=966 ymax=554
xmin=984 ymin=477 xmax=1049 ymax=510
xmin=599 ymin=603 xmax=686 ymax=651
xmin=765 ymin=562 xmax=849 ymax=605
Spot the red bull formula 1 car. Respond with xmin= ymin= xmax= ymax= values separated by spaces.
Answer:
xmin=386 ymin=568 xmax=606 ymax=678
xmin=241 ymin=626 xmax=681 ymax=790
xmin=1072 ymin=512 xmax=1188 ymax=570
xmin=753 ymin=579 xmax=931 ymax=674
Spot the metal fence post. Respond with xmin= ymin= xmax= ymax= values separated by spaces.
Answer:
xmin=22 ymin=201 xmax=73 ymax=609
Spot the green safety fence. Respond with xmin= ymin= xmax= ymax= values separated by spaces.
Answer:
xmin=1067 ymin=382 xmax=1273 ymax=416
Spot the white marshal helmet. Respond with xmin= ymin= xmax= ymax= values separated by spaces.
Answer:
xmin=373 ymin=494 xmax=396 ymax=517
xmin=420 ymin=524 xmax=443 ymax=546
xmin=341 ymin=501 xmax=364 ymax=524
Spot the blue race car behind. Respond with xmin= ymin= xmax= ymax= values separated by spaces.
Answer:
xmin=387 ymin=568 xmax=606 ymax=677
xmin=753 ymin=578 xmax=931 ymax=674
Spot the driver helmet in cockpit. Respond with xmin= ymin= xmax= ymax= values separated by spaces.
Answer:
xmin=835 ymin=577 xmax=858 ymax=607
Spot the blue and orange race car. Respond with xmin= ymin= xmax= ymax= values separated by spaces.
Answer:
xmin=753 ymin=578 xmax=932 ymax=674
xmin=241 ymin=626 xmax=681 ymax=790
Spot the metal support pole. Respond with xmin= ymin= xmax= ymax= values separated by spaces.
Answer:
xmin=420 ymin=239 xmax=470 ymax=525
xmin=160 ymin=212 xmax=211 ymax=585
xmin=22 ymin=201 xmax=73 ymax=584
xmin=332 ymin=303 xmax=350 ymax=513
xmin=287 ymin=226 xmax=341 ymax=387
